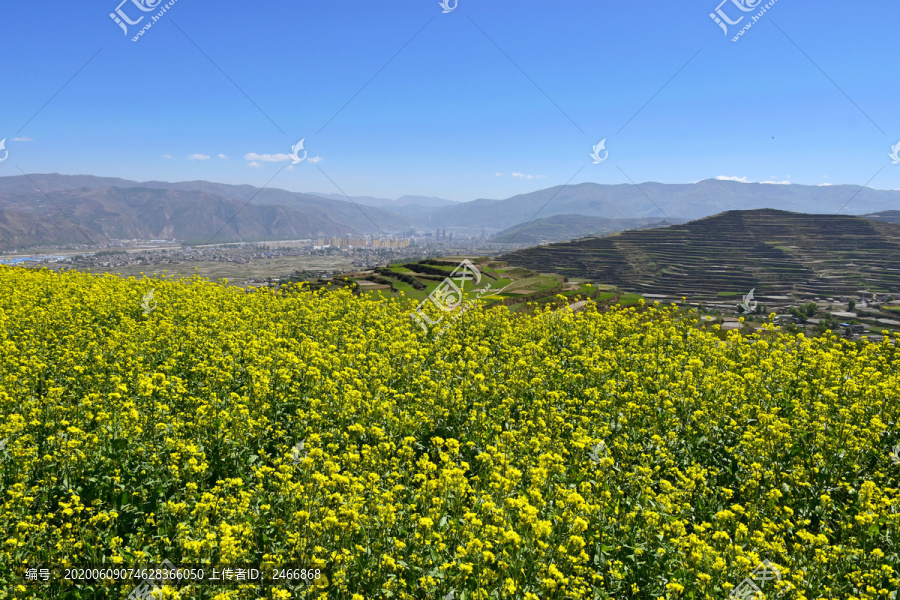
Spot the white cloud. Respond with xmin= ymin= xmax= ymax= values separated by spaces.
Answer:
xmin=818 ymin=183 xmax=834 ymax=187
xmin=218 ymin=154 xmax=228 ymax=160
xmin=12 ymin=137 xmax=33 ymax=142
xmin=715 ymin=175 xmax=750 ymax=183
xmin=308 ymin=156 xmax=323 ymax=164
xmin=248 ymin=161 xmax=262 ymax=168
xmin=188 ymin=154 xmax=211 ymax=160
xmin=761 ymin=180 xmax=791 ymax=185
xmin=511 ymin=172 xmax=546 ymax=180
xmin=495 ymin=172 xmax=503 ymax=176
xmin=161 ymin=154 xmax=173 ymax=159
xmin=244 ymin=152 xmax=291 ymax=162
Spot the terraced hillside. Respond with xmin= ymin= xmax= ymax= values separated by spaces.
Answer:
xmin=300 ymin=257 xmax=641 ymax=314
xmin=500 ymin=209 xmax=900 ymax=301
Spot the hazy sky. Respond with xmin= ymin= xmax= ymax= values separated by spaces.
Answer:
xmin=1 ymin=1 xmax=898 ymax=202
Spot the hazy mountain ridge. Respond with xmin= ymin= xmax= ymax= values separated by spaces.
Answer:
xmin=424 ymin=180 xmax=900 ymax=230
xmin=0 ymin=175 xmax=431 ymax=250
xmin=3 ymin=174 xmax=900 ymax=249
xmin=0 ymin=185 xmax=358 ymax=249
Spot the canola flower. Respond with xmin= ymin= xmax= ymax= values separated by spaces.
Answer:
xmin=0 ymin=265 xmax=898 ymax=599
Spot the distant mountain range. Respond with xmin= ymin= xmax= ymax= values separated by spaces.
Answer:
xmin=500 ymin=209 xmax=900 ymax=299
xmin=420 ymin=180 xmax=900 ymax=230
xmin=0 ymin=174 xmax=422 ymax=249
xmin=2 ymin=174 xmax=899 ymax=250
xmin=0 ymin=186 xmax=357 ymax=249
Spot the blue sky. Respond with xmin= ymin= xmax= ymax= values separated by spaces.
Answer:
xmin=1 ymin=1 xmax=899 ymax=202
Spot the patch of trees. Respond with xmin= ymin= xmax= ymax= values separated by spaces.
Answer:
xmin=422 ymin=259 xmax=461 ymax=267
xmin=416 ymin=259 xmax=497 ymax=280
xmin=789 ymin=302 xmax=818 ymax=322
xmin=376 ymin=268 xmax=426 ymax=290
xmin=816 ymin=313 xmax=842 ymax=334
xmin=499 ymin=267 xmax=539 ymax=278
xmin=403 ymin=263 xmax=451 ymax=277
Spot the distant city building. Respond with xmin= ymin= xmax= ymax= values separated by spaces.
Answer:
xmin=256 ymin=240 xmax=312 ymax=249
xmin=316 ymin=237 xmax=411 ymax=249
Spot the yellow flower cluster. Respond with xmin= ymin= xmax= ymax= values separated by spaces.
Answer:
xmin=0 ymin=266 xmax=898 ymax=599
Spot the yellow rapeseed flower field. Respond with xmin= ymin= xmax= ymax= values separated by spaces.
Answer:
xmin=0 ymin=266 xmax=898 ymax=599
